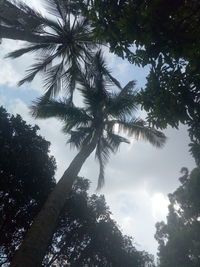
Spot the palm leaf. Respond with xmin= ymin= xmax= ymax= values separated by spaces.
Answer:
xmin=43 ymin=0 xmax=66 ymax=18
xmin=43 ymin=62 xmax=64 ymax=98
xmin=43 ymin=0 xmax=79 ymax=19
xmin=118 ymin=80 xmax=136 ymax=97
xmin=78 ymin=74 xmax=99 ymax=112
xmin=87 ymin=50 xmax=122 ymax=89
xmin=107 ymin=92 xmax=138 ymax=118
xmin=118 ymin=118 xmax=166 ymax=147
xmin=1 ymin=0 xmax=44 ymax=32
xmin=18 ymin=48 xmax=63 ymax=86
xmin=6 ymin=43 xmax=55 ymax=59
xmin=95 ymin=137 xmax=110 ymax=191
xmin=31 ymin=98 xmax=91 ymax=130
xmin=60 ymin=59 xmax=82 ymax=97
xmin=67 ymin=127 xmax=93 ymax=149
xmin=106 ymin=131 xmax=130 ymax=152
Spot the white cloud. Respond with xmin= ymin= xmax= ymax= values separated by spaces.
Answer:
xmin=0 ymin=58 xmax=20 ymax=86
xmin=0 ymin=40 xmax=22 ymax=87
xmin=105 ymin=187 xmax=157 ymax=255
xmin=24 ymin=0 xmax=46 ymax=13
xmin=116 ymin=61 xmax=130 ymax=76
xmin=0 ymin=40 xmax=45 ymax=93
xmin=151 ymin=193 xmax=169 ymax=221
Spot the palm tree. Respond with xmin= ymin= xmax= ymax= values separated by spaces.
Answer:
xmin=1 ymin=0 xmax=106 ymax=99
xmin=11 ymin=51 xmax=166 ymax=267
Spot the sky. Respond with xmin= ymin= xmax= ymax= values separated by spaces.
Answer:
xmin=0 ymin=0 xmax=196 ymax=261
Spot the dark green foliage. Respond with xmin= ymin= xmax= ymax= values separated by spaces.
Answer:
xmin=189 ymin=142 xmax=200 ymax=166
xmin=43 ymin=178 xmax=154 ymax=267
xmin=83 ymin=0 xmax=200 ymax=146
xmin=155 ymin=167 xmax=200 ymax=267
xmin=136 ymin=56 xmax=200 ymax=145
xmin=83 ymin=0 xmax=200 ymax=62
xmin=0 ymin=106 xmax=56 ymax=265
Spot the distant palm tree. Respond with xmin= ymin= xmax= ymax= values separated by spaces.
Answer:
xmin=1 ymin=0 xmax=111 ymax=99
xmin=11 ymin=51 xmax=166 ymax=267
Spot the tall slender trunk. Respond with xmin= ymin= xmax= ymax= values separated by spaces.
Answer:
xmin=11 ymin=133 xmax=99 ymax=267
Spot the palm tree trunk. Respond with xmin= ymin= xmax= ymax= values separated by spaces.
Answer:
xmin=10 ymin=132 xmax=99 ymax=267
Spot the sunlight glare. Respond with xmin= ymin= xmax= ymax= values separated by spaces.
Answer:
xmin=151 ymin=193 xmax=169 ymax=221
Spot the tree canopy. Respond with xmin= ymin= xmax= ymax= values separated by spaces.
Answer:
xmin=82 ymin=0 xmax=200 ymax=147
xmin=0 ymin=106 xmax=56 ymax=265
xmin=43 ymin=178 xmax=154 ymax=267
xmin=83 ymin=0 xmax=200 ymax=62
xmin=155 ymin=167 xmax=200 ymax=267
xmin=0 ymin=107 xmax=154 ymax=267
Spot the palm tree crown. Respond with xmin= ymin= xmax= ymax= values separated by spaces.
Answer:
xmin=32 ymin=51 xmax=166 ymax=190
xmin=1 ymin=0 xmax=99 ymax=99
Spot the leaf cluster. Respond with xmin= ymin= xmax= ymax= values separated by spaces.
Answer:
xmin=155 ymin=165 xmax=200 ymax=267
xmin=43 ymin=177 xmax=152 ymax=267
xmin=82 ymin=0 xmax=200 ymax=148
xmin=0 ymin=106 xmax=56 ymax=265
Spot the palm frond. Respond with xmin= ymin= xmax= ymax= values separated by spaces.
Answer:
xmin=75 ymin=42 xmax=94 ymax=63
xmin=18 ymin=49 xmax=61 ymax=86
xmin=118 ymin=80 xmax=136 ymax=97
xmin=15 ymin=0 xmax=63 ymax=34
xmin=16 ymin=1 xmax=63 ymax=33
xmin=43 ymin=62 xmax=64 ymax=98
xmin=86 ymin=50 xmax=121 ymax=89
xmin=6 ymin=43 xmax=55 ymax=59
xmin=67 ymin=127 xmax=93 ymax=149
xmin=73 ymin=18 xmax=91 ymax=36
xmin=83 ymin=52 xmax=110 ymax=104
xmin=30 ymin=98 xmax=91 ymax=130
xmin=61 ymin=111 xmax=91 ymax=132
xmin=60 ymin=60 xmax=81 ymax=97
xmin=95 ymin=50 xmax=122 ymax=88
xmin=106 ymin=131 xmax=130 ymax=152
xmin=1 ymin=0 xmax=44 ymax=32
xmin=43 ymin=0 xmax=66 ymax=19
xmin=107 ymin=92 xmax=138 ymax=118
xmin=104 ymin=68 xmax=122 ymax=89
xmin=118 ymin=118 xmax=166 ymax=147
xmin=95 ymin=137 xmax=111 ymax=191
xmin=43 ymin=0 xmax=79 ymax=19
xmin=78 ymin=74 xmax=99 ymax=112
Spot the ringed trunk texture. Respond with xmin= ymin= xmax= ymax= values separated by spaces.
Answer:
xmin=11 ymin=134 xmax=98 ymax=267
